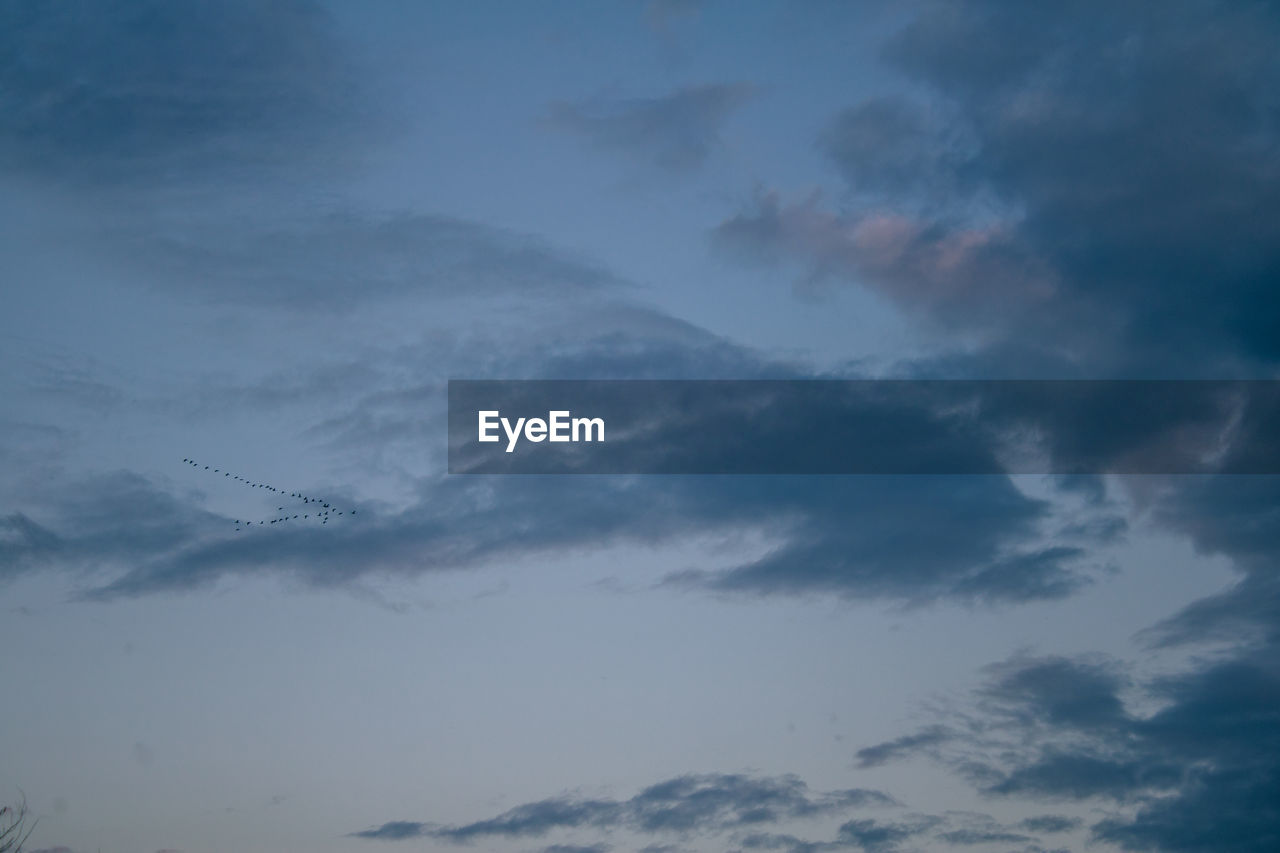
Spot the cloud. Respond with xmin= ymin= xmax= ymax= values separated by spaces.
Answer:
xmin=547 ymin=84 xmax=754 ymax=172
xmin=5 ymin=319 xmax=1132 ymax=607
xmin=736 ymin=813 xmax=946 ymax=853
xmin=1 ymin=283 xmax=1123 ymax=609
xmin=1017 ymin=815 xmax=1081 ymax=835
xmin=976 ymin=654 xmax=1130 ymax=732
xmin=1149 ymin=476 xmax=1280 ymax=577
xmin=57 ymin=462 xmax=1091 ymax=605
xmin=853 ymin=726 xmax=952 ymax=769
xmin=0 ymin=0 xmax=361 ymax=180
xmin=706 ymin=28 xmax=1280 ymax=842
xmin=934 ymin=828 xmax=1029 ymax=846
xmin=856 ymin=645 xmax=1280 ymax=851
xmin=0 ymin=512 xmax=62 ymax=582
xmin=626 ymin=775 xmax=893 ymax=833
xmin=1144 ymin=572 xmax=1280 ymax=651
xmin=714 ymin=194 xmax=1059 ymax=339
xmin=0 ymin=471 xmax=233 ymax=589
xmin=351 ymin=773 xmax=895 ymax=843
xmin=1137 ymin=475 xmax=1280 ymax=651
xmin=427 ymin=798 xmax=621 ymax=843
xmin=835 ymin=816 xmax=940 ymax=852
xmin=667 ymin=477 xmax=1086 ymax=605
xmin=715 ymin=0 xmax=1280 ymax=375
xmin=350 ymin=821 xmax=427 ymax=841
xmin=836 ymin=411 xmax=1280 ymax=852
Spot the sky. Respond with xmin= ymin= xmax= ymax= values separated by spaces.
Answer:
xmin=1 ymin=2 xmax=1278 ymax=852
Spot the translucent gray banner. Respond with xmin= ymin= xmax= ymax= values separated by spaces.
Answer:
xmin=447 ymin=380 xmax=1280 ymax=474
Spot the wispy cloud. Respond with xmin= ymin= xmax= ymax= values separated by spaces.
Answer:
xmin=352 ymin=773 xmax=895 ymax=843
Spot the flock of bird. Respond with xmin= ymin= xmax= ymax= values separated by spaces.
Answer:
xmin=182 ymin=458 xmax=356 ymax=531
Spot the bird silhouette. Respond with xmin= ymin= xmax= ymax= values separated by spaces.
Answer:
xmin=183 ymin=457 xmax=357 ymax=529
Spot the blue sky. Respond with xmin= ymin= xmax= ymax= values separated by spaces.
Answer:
xmin=2 ymin=2 xmax=1278 ymax=852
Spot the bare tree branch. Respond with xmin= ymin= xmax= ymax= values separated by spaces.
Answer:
xmin=0 ymin=794 xmax=36 ymax=853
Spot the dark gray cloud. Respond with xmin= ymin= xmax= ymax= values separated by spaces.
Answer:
xmin=989 ymin=753 xmax=1171 ymax=800
xmin=716 ymin=0 xmax=1280 ymax=375
xmin=1017 ymin=815 xmax=1080 ymax=835
xmin=835 ymin=816 xmax=940 ymax=852
xmin=626 ymin=775 xmax=893 ymax=833
xmin=738 ymin=813 xmax=957 ymax=853
xmin=1092 ymin=763 xmax=1280 ymax=853
xmin=0 ymin=0 xmax=360 ymax=180
xmin=668 ymin=477 xmax=1086 ymax=605
xmin=58 ymin=466 xmax=1088 ymax=605
xmin=853 ymin=726 xmax=952 ymax=770
xmin=977 ymin=655 xmax=1129 ymax=733
xmin=426 ymin=798 xmax=621 ymax=843
xmin=929 ymin=812 xmax=1069 ymax=850
xmin=547 ymin=84 xmax=754 ymax=172
xmin=738 ymin=830 xmax=831 ymax=853
xmin=1140 ymin=475 xmax=1280 ymax=651
xmin=736 ymin=820 xmax=933 ymax=853
xmin=351 ymin=820 xmax=426 ymax=841
xmin=934 ymin=828 xmax=1029 ymax=846
xmin=856 ymin=645 xmax=1280 ymax=852
xmin=1144 ymin=572 xmax=1280 ymax=651
xmin=351 ymin=773 xmax=895 ymax=843
xmin=844 ymin=472 xmax=1280 ymax=851
xmin=1150 ymin=476 xmax=1280 ymax=578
